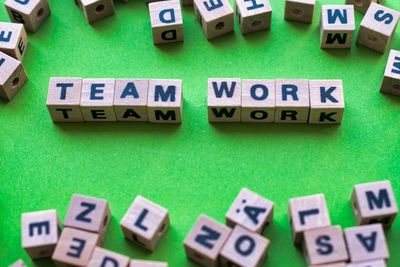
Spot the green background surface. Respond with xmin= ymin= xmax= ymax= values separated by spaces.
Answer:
xmin=1 ymin=0 xmax=400 ymax=266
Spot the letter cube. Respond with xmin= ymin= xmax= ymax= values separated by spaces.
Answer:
xmin=0 ymin=22 xmax=28 ymax=61
xmin=130 ymin=260 xmax=168 ymax=267
xmin=9 ymin=260 xmax=26 ymax=267
xmin=5 ymin=0 xmax=50 ymax=32
xmin=208 ymin=78 xmax=241 ymax=122
xmin=235 ymin=0 xmax=272 ymax=34
xmin=284 ymin=0 xmax=316 ymax=23
xmin=78 ymin=0 xmax=115 ymax=24
xmin=88 ymin=247 xmax=130 ymax=267
xmin=0 ymin=51 xmax=27 ymax=101
xmin=194 ymin=0 xmax=234 ymax=40
xmin=380 ymin=49 xmax=400 ymax=96
xmin=309 ymin=263 xmax=347 ymax=267
xmin=120 ymin=196 xmax=170 ymax=251
xmin=356 ymin=3 xmax=400 ymax=53
xmin=347 ymin=260 xmax=386 ymax=267
xmin=345 ymin=0 xmax=385 ymax=14
xmin=21 ymin=209 xmax=61 ymax=259
xmin=114 ymin=79 xmax=149 ymax=121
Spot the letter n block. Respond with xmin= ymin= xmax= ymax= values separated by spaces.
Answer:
xmin=88 ymin=247 xmax=130 ymax=267
xmin=130 ymin=260 xmax=168 ymax=267
xmin=235 ymin=0 xmax=272 ymax=34
xmin=380 ymin=49 xmax=400 ymax=97
xmin=78 ymin=0 xmax=115 ymax=24
xmin=208 ymin=78 xmax=241 ymax=122
xmin=284 ymin=0 xmax=316 ymax=23
xmin=114 ymin=79 xmax=149 ymax=121
xmin=0 ymin=51 xmax=27 ymax=101
xmin=21 ymin=209 xmax=61 ymax=259
xmin=5 ymin=0 xmax=51 ymax=32
xmin=0 ymin=22 xmax=28 ymax=61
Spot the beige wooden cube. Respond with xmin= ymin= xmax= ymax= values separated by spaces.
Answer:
xmin=182 ymin=0 xmax=193 ymax=6
xmin=8 ymin=260 xmax=26 ymax=267
xmin=183 ymin=214 xmax=231 ymax=267
xmin=380 ymin=49 xmax=400 ymax=97
xmin=309 ymin=263 xmax=347 ymax=267
xmin=347 ymin=260 xmax=386 ymax=267
xmin=235 ymin=0 xmax=272 ymax=34
xmin=345 ymin=0 xmax=385 ymax=14
xmin=0 ymin=51 xmax=27 ymax=101
xmin=88 ymin=247 xmax=130 ymax=267
xmin=5 ymin=0 xmax=50 ymax=32
xmin=120 ymin=196 xmax=170 ymax=251
xmin=114 ymin=79 xmax=149 ymax=121
xmin=79 ymin=0 xmax=115 ymax=24
xmin=21 ymin=209 xmax=61 ymax=259
xmin=130 ymin=260 xmax=168 ymax=267
xmin=309 ymin=80 xmax=345 ymax=124
xmin=356 ymin=3 xmax=400 ymax=53
xmin=194 ymin=0 xmax=234 ymax=40
xmin=284 ymin=0 xmax=316 ymax=23
xmin=147 ymin=79 xmax=182 ymax=123
xmin=0 ymin=22 xmax=28 ymax=61
xmin=208 ymin=78 xmax=241 ymax=122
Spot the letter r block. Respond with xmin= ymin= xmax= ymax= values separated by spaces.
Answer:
xmin=380 ymin=49 xmax=400 ymax=97
xmin=208 ymin=78 xmax=241 ymax=122
xmin=88 ymin=247 xmax=130 ymax=267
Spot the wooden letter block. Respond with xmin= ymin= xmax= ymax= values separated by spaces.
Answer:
xmin=344 ymin=224 xmax=389 ymax=263
xmin=345 ymin=0 xmax=385 ymax=14
xmin=183 ymin=214 xmax=231 ymax=267
xmin=79 ymin=0 xmax=115 ymax=24
xmin=309 ymin=263 xmax=347 ymax=267
xmin=194 ymin=0 xmax=234 ymax=40
xmin=226 ymin=188 xmax=274 ymax=233
xmin=147 ymin=79 xmax=182 ymax=123
xmin=380 ymin=49 xmax=400 ymax=97
xmin=52 ymin=228 xmax=99 ymax=266
xmin=0 ymin=51 xmax=27 ymax=101
xmin=81 ymin=78 xmax=117 ymax=121
xmin=21 ymin=209 xmax=61 ymax=259
xmin=5 ymin=0 xmax=50 ymax=32
xmin=114 ymin=79 xmax=149 ymax=121
xmin=120 ymin=196 xmax=170 ymax=251
xmin=347 ymin=260 xmax=386 ymax=267
xmin=88 ymin=247 xmax=130 ymax=267
xmin=288 ymin=194 xmax=331 ymax=245
xmin=351 ymin=180 xmax=398 ymax=227
xmin=309 ymin=80 xmax=345 ymax=124
xmin=130 ymin=260 xmax=168 ymax=267
xmin=0 ymin=22 xmax=28 ymax=60
xmin=9 ymin=260 xmax=26 ymax=267
xmin=235 ymin=0 xmax=272 ymax=34
xmin=284 ymin=0 xmax=316 ymax=23
xmin=356 ymin=3 xmax=400 ymax=53
xmin=220 ymin=225 xmax=270 ymax=267
xmin=275 ymin=79 xmax=310 ymax=123
xmin=149 ymin=0 xmax=183 ymax=45
xmin=208 ymin=78 xmax=241 ymax=122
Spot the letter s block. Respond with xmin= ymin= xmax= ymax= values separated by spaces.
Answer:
xmin=380 ymin=49 xmax=400 ymax=97
xmin=0 ymin=22 xmax=28 ymax=61
xmin=5 ymin=0 xmax=51 ymax=32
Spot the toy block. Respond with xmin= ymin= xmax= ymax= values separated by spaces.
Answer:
xmin=182 ymin=0 xmax=193 ymax=6
xmin=78 ymin=0 xmax=115 ymax=24
xmin=0 ymin=22 xmax=28 ymax=61
xmin=64 ymin=194 xmax=111 ymax=244
xmin=241 ymin=79 xmax=275 ymax=123
xmin=52 ymin=228 xmax=99 ymax=266
xmin=147 ymin=79 xmax=182 ymax=123
xmin=130 ymin=260 xmax=168 ymax=267
xmin=226 ymin=188 xmax=274 ymax=233
xmin=220 ymin=225 xmax=270 ymax=267
xmin=356 ymin=3 xmax=400 ymax=53
xmin=235 ymin=0 xmax=272 ymax=34
xmin=344 ymin=224 xmax=389 ymax=263
xmin=149 ymin=0 xmax=184 ymax=45
xmin=114 ymin=79 xmax=149 ymax=121
xmin=208 ymin=78 xmax=241 ymax=122
xmin=81 ymin=78 xmax=117 ymax=121
xmin=347 ymin=260 xmax=386 ymax=267
xmin=21 ymin=210 xmax=61 ymax=259
xmin=309 ymin=263 xmax=347 ymax=267
xmin=288 ymin=194 xmax=331 ymax=245
xmin=351 ymin=180 xmax=398 ymax=227
xmin=309 ymin=80 xmax=345 ymax=124
xmin=380 ymin=49 xmax=400 ymax=97
xmin=0 ymin=51 xmax=27 ymax=101
xmin=120 ymin=196 xmax=170 ymax=251
xmin=284 ymin=0 xmax=316 ymax=23
xmin=5 ymin=0 xmax=50 ymax=32
xmin=345 ymin=0 xmax=385 ymax=14
xmin=194 ymin=0 xmax=234 ymax=40
xmin=320 ymin=5 xmax=355 ymax=49
xmin=88 ymin=247 xmax=130 ymax=267
xmin=9 ymin=260 xmax=26 ymax=267
xmin=183 ymin=214 xmax=232 ymax=267
xmin=275 ymin=79 xmax=310 ymax=123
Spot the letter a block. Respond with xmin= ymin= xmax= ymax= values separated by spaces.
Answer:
xmin=21 ymin=209 xmax=61 ymax=259
xmin=5 ymin=0 xmax=51 ymax=32
xmin=284 ymin=0 xmax=316 ymax=23
xmin=88 ymin=247 xmax=130 ymax=267
xmin=380 ymin=49 xmax=400 ymax=97
xmin=345 ymin=0 xmax=385 ymax=14
xmin=78 ymin=0 xmax=115 ymax=24
xmin=0 ymin=51 xmax=28 ymax=101
xmin=120 ymin=196 xmax=170 ymax=251
xmin=114 ymin=79 xmax=149 ymax=121
xmin=0 ymin=22 xmax=28 ymax=61
xmin=130 ymin=260 xmax=168 ymax=267
xmin=347 ymin=260 xmax=386 ymax=267
xmin=235 ymin=0 xmax=272 ymax=34
xmin=208 ymin=78 xmax=241 ymax=122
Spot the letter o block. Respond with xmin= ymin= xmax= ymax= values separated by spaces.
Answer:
xmin=5 ymin=0 xmax=51 ymax=32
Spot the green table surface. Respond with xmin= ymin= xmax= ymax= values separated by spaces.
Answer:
xmin=1 ymin=0 xmax=400 ymax=266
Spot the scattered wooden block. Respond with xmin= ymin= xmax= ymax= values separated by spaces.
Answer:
xmin=0 ymin=51 xmax=27 ymax=101
xmin=226 ymin=188 xmax=274 ymax=233
xmin=284 ymin=0 xmax=316 ymax=23
xmin=380 ymin=49 xmax=400 ymax=97
xmin=120 ymin=196 xmax=170 ymax=251
xmin=345 ymin=0 xmax=385 ymax=14
xmin=356 ymin=3 xmax=400 ymax=53
xmin=309 ymin=263 xmax=347 ymax=267
xmin=344 ymin=224 xmax=389 ymax=263
xmin=193 ymin=0 xmax=234 ymax=39
xmin=88 ymin=247 xmax=130 ymax=267
xmin=347 ymin=259 xmax=386 ymax=267
xmin=147 ymin=79 xmax=183 ymax=123
xmin=235 ymin=0 xmax=272 ymax=34
xmin=220 ymin=225 xmax=270 ymax=267
xmin=208 ymin=78 xmax=241 ymax=122
xmin=114 ymin=79 xmax=149 ymax=121
xmin=78 ymin=0 xmax=115 ymax=24
xmin=5 ymin=0 xmax=50 ymax=32
xmin=130 ymin=260 xmax=168 ymax=267
xmin=0 ymin=22 xmax=28 ymax=61
xmin=182 ymin=0 xmax=193 ymax=6
xmin=351 ymin=180 xmax=398 ymax=227
xmin=8 ymin=260 xmax=26 ymax=267
xmin=309 ymin=80 xmax=345 ymax=124
xmin=183 ymin=214 xmax=232 ymax=267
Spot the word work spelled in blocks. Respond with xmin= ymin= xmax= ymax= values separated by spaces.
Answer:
xmin=284 ymin=0 xmax=316 ymax=23
xmin=351 ymin=180 xmax=398 ymax=227
xmin=88 ymin=247 xmax=130 ymax=267
xmin=380 ymin=49 xmax=400 ymax=97
xmin=235 ymin=0 xmax=272 ymax=34
xmin=130 ymin=260 xmax=168 ymax=267
xmin=345 ymin=0 xmax=384 ymax=14
xmin=0 ymin=22 xmax=28 ymax=61
xmin=194 ymin=0 xmax=234 ymax=40
xmin=5 ymin=0 xmax=50 ymax=32
xmin=0 ymin=51 xmax=27 ymax=101
xmin=9 ymin=260 xmax=26 ymax=267
xmin=21 ymin=209 xmax=61 ymax=259
xmin=78 ymin=0 xmax=115 ymax=24
xmin=226 ymin=188 xmax=274 ymax=234
xmin=347 ymin=260 xmax=386 ymax=267
xmin=114 ymin=79 xmax=149 ymax=121
xmin=208 ymin=78 xmax=241 ymax=122
xmin=356 ymin=3 xmax=400 ymax=53
xmin=120 ymin=196 xmax=170 ymax=251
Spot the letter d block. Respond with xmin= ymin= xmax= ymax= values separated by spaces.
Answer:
xmin=114 ymin=79 xmax=149 ymax=121
xmin=284 ymin=0 xmax=316 ymax=23
xmin=208 ymin=78 xmax=241 ymax=122
xmin=21 ymin=209 xmax=61 ymax=259
xmin=0 ymin=22 xmax=28 ymax=61
xmin=88 ymin=247 xmax=130 ymax=267
xmin=235 ymin=0 xmax=272 ymax=34
xmin=380 ymin=49 xmax=400 ymax=97
xmin=0 ymin=51 xmax=27 ymax=101
xmin=5 ymin=0 xmax=51 ymax=32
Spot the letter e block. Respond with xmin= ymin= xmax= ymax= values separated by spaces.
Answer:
xmin=0 ymin=22 xmax=28 ymax=60
xmin=284 ymin=0 xmax=316 ymax=23
xmin=78 ymin=0 xmax=115 ymax=24
xmin=130 ymin=260 xmax=168 ymax=267
xmin=208 ymin=78 xmax=241 ymax=122
xmin=380 ymin=49 xmax=400 ymax=97
xmin=5 ymin=0 xmax=51 ymax=32
xmin=235 ymin=0 xmax=272 ymax=34
xmin=347 ymin=260 xmax=386 ymax=267
xmin=0 ymin=51 xmax=27 ymax=101
xmin=88 ymin=247 xmax=130 ymax=267
xmin=114 ymin=79 xmax=149 ymax=121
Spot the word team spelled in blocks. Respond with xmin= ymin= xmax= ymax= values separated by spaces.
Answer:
xmin=0 ymin=22 xmax=28 ymax=61
xmin=114 ymin=79 xmax=149 ymax=121
xmin=0 ymin=51 xmax=28 ymax=101
xmin=380 ymin=49 xmax=400 ymax=97
xmin=234 ymin=0 xmax=272 ymax=34
xmin=284 ymin=0 xmax=316 ymax=23
xmin=77 ymin=0 xmax=115 ymax=24
xmin=88 ymin=247 xmax=130 ymax=267
xmin=130 ymin=260 xmax=168 ymax=267
xmin=208 ymin=78 xmax=241 ymax=122
xmin=5 ymin=0 xmax=51 ymax=32
xmin=345 ymin=0 xmax=385 ymax=14
xmin=347 ymin=260 xmax=386 ymax=267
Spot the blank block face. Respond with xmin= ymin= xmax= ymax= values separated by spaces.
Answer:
xmin=275 ymin=79 xmax=310 ymax=123
xmin=241 ymin=79 xmax=275 ymax=123
xmin=356 ymin=3 xmax=400 ymax=53
xmin=309 ymin=80 xmax=345 ymax=124
xmin=120 ymin=196 xmax=170 ymax=251
xmin=0 ymin=51 xmax=27 ymax=101
xmin=235 ymin=0 xmax=272 ymax=34
xmin=130 ymin=260 xmax=168 ymax=267
xmin=351 ymin=180 xmax=398 ymax=227
xmin=88 ymin=247 xmax=130 ymax=267
xmin=81 ymin=78 xmax=117 ymax=121
xmin=0 ymin=22 xmax=28 ymax=60
xmin=344 ymin=224 xmax=389 ymax=263
xmin=5 ymin=0 xmax=51 ymax=32
xmin=347 ymin=260 xmax=386 ymax=267
xmin=208 ymin=78 xmax=241 ymax=122
xmin=284 ymin=0 xmax=316 ymax=23
xmin=9 ymin=260 xmax=27 ymax=267
xmin=345 ymin=0 xmax=385 ymax=14
xmin=80 ymin=0 xmax=115 ymax=24
xmin=114 ymin=79 xmax=149 ymax=121
xmin=226 ymin=188 xmax=274 ymax=234
xmin=309 ymin=263 xmax=347 ymax=267
xmin=380 ymin=49 xmax=400 ymax=96
xmin=288 ymin=194 xmax=331 ymax=245
xmin=147 ymin=79 xmax=183 ymax=123
xmin=21 ymin=209 xmax=61 ymax=259
xmin=183 ymin=214 xmax=232 ymax=267
xmin=220 ymin=226 xmax=270 ymax=267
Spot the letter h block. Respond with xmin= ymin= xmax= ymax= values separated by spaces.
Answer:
xmin=208 ymin=78 xmax=241 ymax=122
xmin=0 ymin=51 xmax=27 ymax=101
xmin=235 ymin=0 xmax=272 ymax=34
xmin=0 ymin=22 xmax=28 ymax=61
xmin=380 ymin=49 xmax=400 ymax=97
xmin=5 ymin=0 xmax=51 ymax=32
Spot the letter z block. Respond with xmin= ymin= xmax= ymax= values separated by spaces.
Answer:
xmin=235 ymin=0 xmax=272 ymax=34
xmin=0 ymin=51 xmax=27 ymax=101
xmin=78 ymin=0 xmax=115 ymax=24
xmin=0 ymin=22 xmax=28 ymax=61
xmin=284 ymin=0 xmax=316 ymax=23
xmin=347 ymin=260 xmax=386 ymax=267
xmin=114 ymin=79 xmax=149 ymax=121
xmin=5 ymin=0 xmax=51 ymax=32
xmin=130 ymin=260 xmax=168 ymax=267
xmin=380 ymin=49 xmax=400 ymax=97
xmin=88 ymin=247 xmax=130 ymax=267
xmin=208 ymin=78 xmax=241 ymax=122
xmin=345 ymin=0 xmax=385 ymax=14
